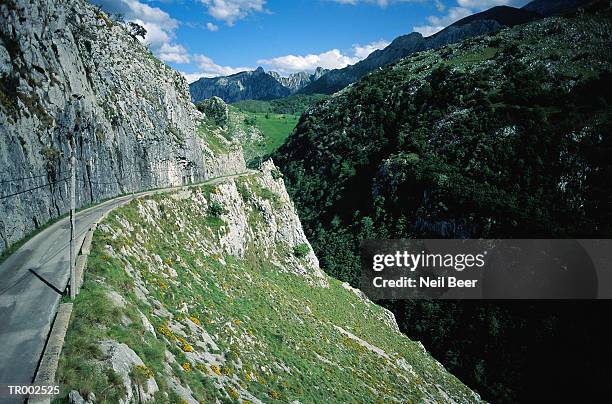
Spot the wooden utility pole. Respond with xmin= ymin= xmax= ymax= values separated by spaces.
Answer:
xmin=69 ymin=137 xmax=76 ymax=300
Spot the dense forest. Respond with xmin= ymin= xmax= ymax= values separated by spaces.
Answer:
xmin=274 ymin=11 xmax=612 ymax=403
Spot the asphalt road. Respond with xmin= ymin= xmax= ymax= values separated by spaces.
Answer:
xmin=0 ymin=171 xmax=254 ymax=402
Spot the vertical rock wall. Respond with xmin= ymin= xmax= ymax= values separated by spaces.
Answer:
xmin=0 ymin=0 xmax=245 ymax=254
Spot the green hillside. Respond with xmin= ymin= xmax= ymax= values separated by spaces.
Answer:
xmin=55 ymin=169 xmax=479 ymax=403
xmin=273 ymin=11 xmax=612 ymax=403
xmin=229 ymin=94 xmax=328 ymax=157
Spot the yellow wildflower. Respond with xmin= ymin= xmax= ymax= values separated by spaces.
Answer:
xmin=211 ymin=365 xmax=222 ymax=376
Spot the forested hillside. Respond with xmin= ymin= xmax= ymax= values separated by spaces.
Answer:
xmin=274 ymin=11 xmax=612 ymax=402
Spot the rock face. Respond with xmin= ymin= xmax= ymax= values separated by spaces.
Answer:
xmin=99 ymin=340 xmax=159 ymax=403
xmin=190 ymin=67 xmax=290 ymax=104
xmin=189 ymin=66 xmax=329 ymax=104
xmin=195 ymin=96 xmax=229 ymax=127
xmin=268 ymin=67 xmax=328 ymax=93
xmin=0 ymin=0 xmax=245 ymax=255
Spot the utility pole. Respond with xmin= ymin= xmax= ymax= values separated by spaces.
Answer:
xmin=69 ymin=137 xmax=76 ymax=300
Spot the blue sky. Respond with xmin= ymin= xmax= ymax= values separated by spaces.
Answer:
xmin=96 ymin=0 xmax=530 ymax=82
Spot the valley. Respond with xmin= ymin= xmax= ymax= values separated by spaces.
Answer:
xmin=1 ymin=0 xmax=610 ymax=403
xmin=238 ymin=111 xmax=299 ymax=155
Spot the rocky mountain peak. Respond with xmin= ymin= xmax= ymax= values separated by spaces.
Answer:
xmin=190 ymin=66 xmax=330 ymax=103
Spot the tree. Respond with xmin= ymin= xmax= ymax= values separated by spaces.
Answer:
xmin=128 ymin=22 xmax=147 ymax=39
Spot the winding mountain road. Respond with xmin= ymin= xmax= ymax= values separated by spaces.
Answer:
xmin=0 ymin=171 xmax=255 ymax=402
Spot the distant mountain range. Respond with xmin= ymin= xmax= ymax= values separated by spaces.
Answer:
xmin=298 ymin=5 xmax=543 ymax=95
xmin=189 ymin=0 xmax=596 ymax=102
xmin=298 ymin=0 xmax=596 ymax=95
xmin=189 ymin=67 xmax=328 ymax=104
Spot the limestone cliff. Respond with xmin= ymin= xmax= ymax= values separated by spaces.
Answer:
xmin=0 ymin=0 xmax=245 ymax=255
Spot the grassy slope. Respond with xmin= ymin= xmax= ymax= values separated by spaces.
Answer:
xmin=55 ymin=173 xmax=478 ymax=403
xmin=242 ymin=112 xmax=299 ymax=155
xmin=230 ymin=94 xmax=328 ymax=156
xmin=232 ymin=94 xmax=328 ymax=115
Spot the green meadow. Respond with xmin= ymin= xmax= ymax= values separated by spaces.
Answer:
xmin=243 ymin=112 xmax=299 ymax=154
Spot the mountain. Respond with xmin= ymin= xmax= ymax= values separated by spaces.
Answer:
xmin=298 ymin=5 xmax=543 ymax=95
xmin=523 ymin=0 xmax=595 ymax=16
xmin=189 ymin=67 xmax=290 ymax=104
xmin=189 ymin=66 xmax=329 ymax=104
xmin=269 ymin=66 xmax=328 ymax=92
xmin=274 ymin=10 xmax=612 ymax=402
xmin=2 ymin=1 xmax=482 ymax=402
xmin=0 ymin=0 xmax=245 ymax=256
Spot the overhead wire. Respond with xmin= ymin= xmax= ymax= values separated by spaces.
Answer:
xmin=0 ymin=172 xmax=65 ymax=185
xmin=0 ymin=177 xmax=69 ymax=201
xmin=1 ymin=163 xmax=191 ymax=200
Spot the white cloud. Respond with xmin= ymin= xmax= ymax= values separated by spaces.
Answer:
xmin=181 ymin=72 xmax=208 ymax=84
xmin=157 ymin=43 xmax=191 ymax=64
xmin=329 ymin=0 xmax=419 ymax=5
xmin=182 ymin=39 xmax=390 ymax=81
xmin=206 ymin=22 xmax=219 ymax=31
xmin=413 ymin=6 xmax=472 ymax=36
xmin=199 ymin=0 xmax=267 ymax=25
xmin=186 ymin=54 xmax=252 ymax=79
xmin=352 ymin=39 xmax=390 ymax=59
xmin=97 ymin=0 xmax=186 ymax=61
xmin=257 ymin=50 xmax=358 ymax=75
xmin=256 ymin=40 xmax=389 ymax=75
xmin=456 ymin=0 xmax=529 ymax=8
xmin=332 ymin=0 xmax=528 ymax=7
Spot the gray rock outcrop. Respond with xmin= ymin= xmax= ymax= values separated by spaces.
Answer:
xmin=0 ymin=0 xmax=245 ymax=255
xmin=99 ymin=340 xmax=159 ymax=403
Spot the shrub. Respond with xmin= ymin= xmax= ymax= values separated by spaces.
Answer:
xmin=271 ymin=168 xmax=283 ymax=180
xmin=293 ymin=243 xmax=309 ymax=258
xmin=208 ymin=201 xmax=226 ymax=217
xmin=210 ymin=365 xmax=222 ymax=375
xmin=130 ymin=365 xmax=153 ymax=390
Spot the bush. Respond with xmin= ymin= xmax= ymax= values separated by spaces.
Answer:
xmin=293 ymin=243 xmax=310 ymax=258
xmin=208 ymin=201 xmax=226 ymax=217
xmin=271 ymin=168 xmax=283 ymax=180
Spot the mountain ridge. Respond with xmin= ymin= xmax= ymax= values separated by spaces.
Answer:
xmin=187 ymin=0 xmax=602 ymax=102
xmin=189 ymin=66 xmax=329 ymax=104
xmin=298 ymin=4 xmax=541 ymax=95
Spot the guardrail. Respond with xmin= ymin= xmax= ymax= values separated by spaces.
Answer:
xmin=26 ymin=171 xmax=257 ymax=402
